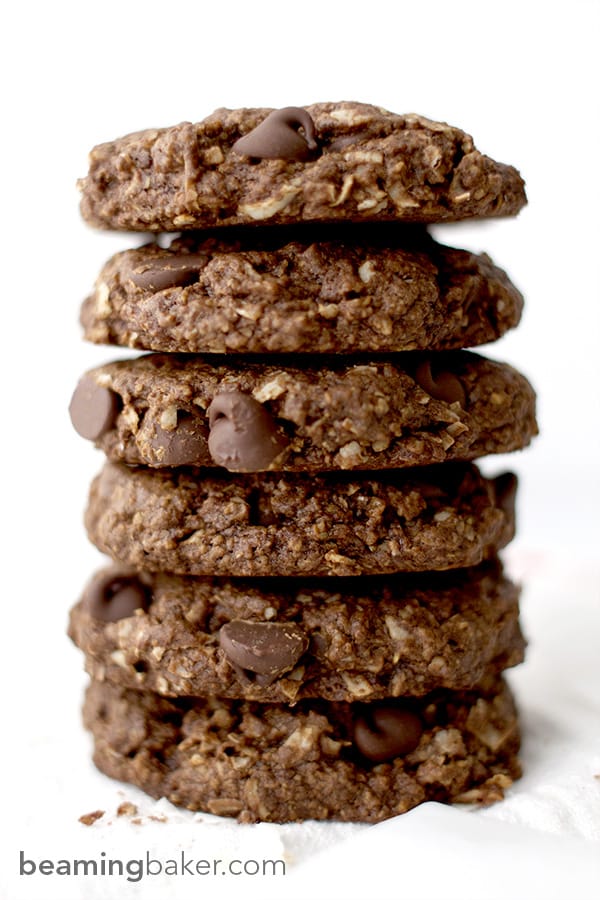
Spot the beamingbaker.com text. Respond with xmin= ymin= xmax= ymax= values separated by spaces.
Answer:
xmin=19 ymin=850 xmax=286 ymax=882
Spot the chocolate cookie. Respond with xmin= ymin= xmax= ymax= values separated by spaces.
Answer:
xmin=83 ymin=673 xmax=521 ymax=822
xmin=78 ymin=103 xmax=526 ymax=232
xmin=84 ymin=462 xmax=516 ymax=577
xmin=69 ymin=561 xmax=524 ymax=703
xmin=69 ymin=351 xmax=537 ymax=472
xmin=80 ymin=229 xmax=524 ymax=354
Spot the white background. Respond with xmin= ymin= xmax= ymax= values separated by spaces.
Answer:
xmin=1 ymin=2 xmax=599 ymax=899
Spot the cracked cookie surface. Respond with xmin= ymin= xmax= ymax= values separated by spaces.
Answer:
xmin=83 ymin=673 xmax=521 ymax=822
xmin=81 ymin=228 xmax=523 ymax=354
xmin=78 ymin=103 xmax=526 ymax=232
xmin=84 ymin=461 xmax=516 ymax=577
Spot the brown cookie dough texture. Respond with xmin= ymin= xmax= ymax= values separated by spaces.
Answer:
xmin=83 ymin=673 xmax=521 ymax=822
xmin=69 ymin=561 xmax=525 ymax=703
xmin=71 ymin=351 xmax=537 ymax=472
xmin=84 ymin=461 xmax=516 ymax=577
xmin=78 ymin=103 xmax=526 ymax=232
xmin=74 ymin=102 xmax=529 ymax=822
xmin=81 ymin=230 xmax=524 ymax=354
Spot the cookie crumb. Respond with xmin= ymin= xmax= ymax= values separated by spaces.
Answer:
xmin=79 ymin=810 xmax=105 ymax=826
xmin=116 ymin=801 xmax=138 ymax=817
xmin=149 ymin=814 xmax=168 ymax=823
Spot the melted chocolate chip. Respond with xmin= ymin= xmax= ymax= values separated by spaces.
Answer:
xmin=414 ymin=359 xmax=467 ymax=407
xmin=84 ymin=571 xmax=150 ymax=622
xmin=353 ymin=703 xmax=423 ymax=762
xmin=69 ymin=375 xmax=120 ymax=441
xmin=149 ymin=412 xmax=206 ymax=466
xmin=127 ymin=253 xmax=208 ymax=291
xmin=232 ymin=107 xmax=318 ymax=161
xmin=207 ymin=391 xmax=288 ymax=472
xmin=219 ymin=620 xmax=308 ymax=682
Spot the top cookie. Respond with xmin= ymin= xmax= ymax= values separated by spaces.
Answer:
xmin=78 ymin=103 xmax=527 ymax=231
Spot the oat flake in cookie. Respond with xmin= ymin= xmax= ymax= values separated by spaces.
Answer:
xmin=81 ymin=228 xmax=524 ymax=355
xmin=78 ymin=103 xmax=527 ymax=232
xmin=83 ymin=674 xmax=521 ymax=823
xmin=69 ymin=351 xmax=538 ymax=472
xmin=69 ymin=561 xmax=525 ymax=703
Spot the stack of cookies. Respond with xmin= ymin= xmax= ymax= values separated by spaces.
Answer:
xmin=69 ymin=102 xmax=537 ymax=823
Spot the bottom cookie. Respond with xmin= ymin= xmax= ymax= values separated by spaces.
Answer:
xmin=83 ymin=674 xmax=520 ymax=823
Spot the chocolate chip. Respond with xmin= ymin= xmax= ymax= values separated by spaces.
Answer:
xmin=207 ymin=391 xmax=288 ymax=472
xmin=149 ymin=411 xmax=207 ymax=466
xmin=84 ymin=571 xmax=150 ymax=622
xmin=127 ymin=253 xmax=208 ymax=291
xmin=232 ymin=107 xmax=318 ymax=161
xmin=414 ymin=359 xmax=466 ymax=407
xmin=219 ymin=620 xmax=308 ymax=682
xmin=69 ymin=375 xmax=120 ymax=441
xmin=219 ymin=619 xmax=308 ymax=684
xmin=353 ymin=703 xmax=423 ymax=762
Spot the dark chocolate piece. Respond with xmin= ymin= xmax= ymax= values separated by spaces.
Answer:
xmin=69 ymin=375 xmax=120 ymax=441
xmin=232 ymin=107 xmax=318 ymax=160
xmin=207 ymin=391 xmax=288 ymax=471
xmin=353 ymin=704 xmax=423 ymax=762
xmin=84 ymin=571 xmax=149 ymax=622
xmin=127 ymin=253 xmax=208 ymax=291
xmin=219 ymin=620 xmax=308 ymax=681
xmin=414 ymin=359 xmax=466 ymax=407
xmin=149 ymin=412 xmax=206 ymax=466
